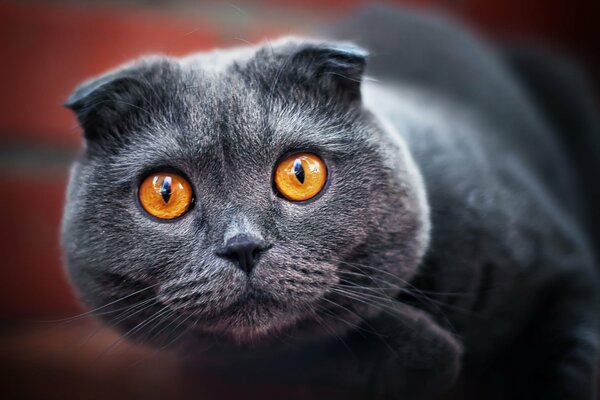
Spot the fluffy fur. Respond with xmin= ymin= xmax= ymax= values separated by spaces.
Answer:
xmin=62 ymin=6 xmax=599 ymax=399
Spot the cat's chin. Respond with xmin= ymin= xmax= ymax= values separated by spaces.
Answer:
xmin=185 ymin=297 xmax=307 ymax=343
xmin=199 ymin=320 xmax=292 ymax=343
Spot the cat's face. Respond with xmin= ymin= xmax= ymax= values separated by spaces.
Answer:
xmin=61 ymin=38 xmax=430 ymax=344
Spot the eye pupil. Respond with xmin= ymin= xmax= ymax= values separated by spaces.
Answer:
xmin=293 ymin=159 xmax=305 ymax=184
xmin=160 ymin=176 xmax=172 ymax=203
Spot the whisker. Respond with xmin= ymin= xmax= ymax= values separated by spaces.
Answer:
xmin=232 ymin=37 xmax=255 ymax=46
xmin=73 ymin=298 xmax=160 ymax=351
xmin=155 ymin=313 xmax=195 ymax=351
xmin=38 ymin=283 xmax=159 ymax=324
xmin=338 ymin=280 xmax=481 ymax=316
xmin=135 ymin=309 xmax=178 ymax=345
xmin=329 ymin=287 xmax=406 ymax=319
xmin=317 ymin=297 xmax=397 ymax=354
xmin=125 ymin=311 xmax=194 ymax=369
xmin=312 ymin=312 xmax=356 ymax=359
xmin=339 ymin=261 xmax=451 ymax=316
xmin=337 ymin=259 xmax=502 ymax=297
xmin=94 ymin=306 xmax=172 ymax=361
xmin=328 ymin=258 xmax=459 ymax=328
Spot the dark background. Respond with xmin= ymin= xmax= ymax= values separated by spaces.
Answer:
xmin=1 ymin=1 xmax=598 ymax=399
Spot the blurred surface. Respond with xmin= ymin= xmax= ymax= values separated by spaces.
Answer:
xmin=1 ymin=319 xmax=186 ymax=400
xmin=1 ymin=0 xmax=598 ymax=398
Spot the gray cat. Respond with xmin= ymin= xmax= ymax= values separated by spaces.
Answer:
xmin=61 ymin=6 xmax=600 ymax=399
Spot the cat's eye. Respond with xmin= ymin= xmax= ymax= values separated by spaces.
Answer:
xmin=138 ymin=172 xmax=193 ymax=220
xmin=274 ymin=153 xmax=327 ymax=202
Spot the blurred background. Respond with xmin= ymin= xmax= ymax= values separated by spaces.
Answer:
xmin=1 ymin=0 xmax=598 ymax=399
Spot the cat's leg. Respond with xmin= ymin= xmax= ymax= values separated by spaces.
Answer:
xmin=275 ymin=303 xmax=463 ymax=399
xmin=205 ymin=303 xmax=462 ymax=399
xmin=364 ymin=304 xmax=463 ymax=399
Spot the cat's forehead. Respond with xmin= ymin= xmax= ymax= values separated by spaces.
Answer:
xmin=130 ymin=54 xmax=266 ymax=158
xmin=159 ymin=76 xmax=280 ymax=162
xmin=144 ymin=54 xmax=354 ymax=158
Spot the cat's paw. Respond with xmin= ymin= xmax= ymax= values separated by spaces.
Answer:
xmin=370 ymin=311 xmax=463 ymax=399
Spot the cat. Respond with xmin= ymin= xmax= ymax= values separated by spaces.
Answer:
xmin=61 ymin=5 xmax=600 ymax=399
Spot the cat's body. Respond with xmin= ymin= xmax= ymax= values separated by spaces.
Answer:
xmin=62 ymin=6 xmax=599 ymax=400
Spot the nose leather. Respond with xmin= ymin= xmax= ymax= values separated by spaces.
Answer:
xmin=218 ymin=234 xmax=266 ymax=273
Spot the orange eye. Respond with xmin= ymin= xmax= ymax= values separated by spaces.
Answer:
xmin=139 ymin=172 xmax=193 ymax=220
xmin=274 ymin=153 xmax=327 ymax=201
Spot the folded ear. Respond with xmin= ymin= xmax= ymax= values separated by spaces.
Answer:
xmin=65 ymin=66 xmax=153 ymax=145
xmin=260 ymin=39 xmax=369 ymax=104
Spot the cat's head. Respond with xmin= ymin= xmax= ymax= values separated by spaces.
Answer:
xmin=61 ymin=37 xmax=430 ymax=345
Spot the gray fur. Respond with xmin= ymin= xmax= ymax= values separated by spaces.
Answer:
xmin=62 ymin=7 xmax=599 ymax=399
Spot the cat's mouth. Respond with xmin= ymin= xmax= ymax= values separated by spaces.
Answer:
xmin=155 ymin=259 xmax=334 ymax=340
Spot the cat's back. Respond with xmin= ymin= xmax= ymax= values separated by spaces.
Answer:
xmin=361 ymin=71 xmax=597 ymax=363
xmin=329 ymin=5 xmax=581 ymax=214
xmin=350 ymin=7 xmax=598 ymax=352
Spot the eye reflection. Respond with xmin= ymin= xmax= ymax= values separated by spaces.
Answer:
xmin=293 ymin=159 xmax=305 ymax=184
xmin=160 ymin=176 xmax=173 ymax=203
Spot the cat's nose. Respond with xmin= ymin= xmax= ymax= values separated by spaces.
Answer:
xmin=217 ymin=234 xmax=267 ymax=273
